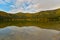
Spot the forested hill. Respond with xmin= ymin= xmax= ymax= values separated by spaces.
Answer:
xmin=0 ymin=9 xmax=60 ymax=29
xmin=0 ymin=8 xmax=60 ymax=22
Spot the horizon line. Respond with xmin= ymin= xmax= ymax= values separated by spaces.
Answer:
xmin=0 ymin=7 xmax=60 ymax=14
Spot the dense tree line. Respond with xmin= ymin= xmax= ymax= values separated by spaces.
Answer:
xmin=0 ymin=8 xmax=60 ymax=23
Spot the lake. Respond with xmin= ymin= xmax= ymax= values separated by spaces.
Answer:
xmin=0 ymin=21 xmax=60 ymax=40
xmin=0 ymin=21 xmax=60 ymax=30
xmin=0 ymin=26 xmax=60 ymax=40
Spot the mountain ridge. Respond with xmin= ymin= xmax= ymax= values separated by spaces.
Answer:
xmin=0 ymin=9 xmax=60 ymax=30
xmin=0 ymin=8 xmax=60 ymax=22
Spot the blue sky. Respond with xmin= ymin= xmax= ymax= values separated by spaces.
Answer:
xmin=0 ymin=0 xmax=60 ymax=14
xmin=0 ymin=0 xmax=16 ymax=11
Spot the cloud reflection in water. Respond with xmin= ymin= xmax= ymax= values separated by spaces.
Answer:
xmin=0 ymin=26 xmax=60 ymax=40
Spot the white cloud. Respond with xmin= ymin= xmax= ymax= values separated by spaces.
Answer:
xmin=0 ymin=0 xmax=60 ymax=13
xmin=9 ymin=0 xmax=60 ymax=13
xmin=0 ymin=0 xmax=7 ymax=4
xmin=0 ymin=26 xmax=60 ymax=40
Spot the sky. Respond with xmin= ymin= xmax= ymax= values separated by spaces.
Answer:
xmin=0 ymin=0 xmax=60 ymax=14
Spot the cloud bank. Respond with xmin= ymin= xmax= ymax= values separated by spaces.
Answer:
xmin=0 ymin=0 xmax=60 ymax=13
xmin=0 ymin=26 xmax=60 ymax=40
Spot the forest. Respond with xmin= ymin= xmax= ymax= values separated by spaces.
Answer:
xmin=0 ymin=8 xmax=60 ymax=30
xmin=0 ymin=8 xmax=60 ymax=22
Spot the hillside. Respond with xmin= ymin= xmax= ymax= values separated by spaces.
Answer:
xmin=0 ymin=8 xmax=60 ymax=22
xmin=0 ymin=9 xmax=60 ymax=30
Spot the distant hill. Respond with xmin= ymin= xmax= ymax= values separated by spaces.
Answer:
xmin=0 ymin=8 xmax=60 ymax=22
xmin=0 ymin=9 xmax=60 ymax=30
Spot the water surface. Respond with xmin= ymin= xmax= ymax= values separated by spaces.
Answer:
xmin=0 ymin=26 xmax=60 ymax=40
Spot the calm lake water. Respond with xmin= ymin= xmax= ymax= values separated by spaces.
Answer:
xmin=0 ymin=21 xmax=60 ymax=40
xmin=0 ymin=21 xmax=60 ymax=30
xmin=0 ymin=26 xmax=60 ymax=40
